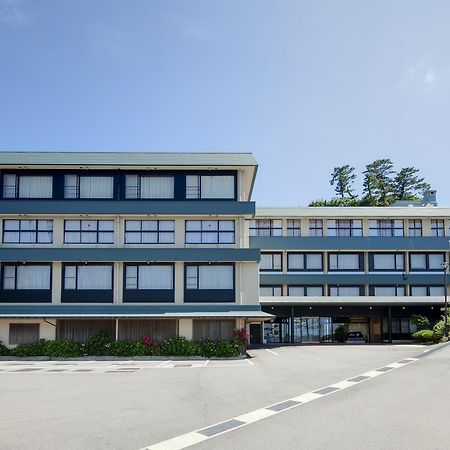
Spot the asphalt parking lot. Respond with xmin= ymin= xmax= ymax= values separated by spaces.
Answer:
xmin=0 ymin=344 xmax=441 ymax=450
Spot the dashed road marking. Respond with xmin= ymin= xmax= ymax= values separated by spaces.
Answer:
xmin=265 ymin=349 xmax=279 ymax=356
xmin=140 ymin=349 xmax=436 ymax=450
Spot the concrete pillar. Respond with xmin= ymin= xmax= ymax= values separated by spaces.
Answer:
xmin=179 ymin=319 xmax=193 ymax=339
xmin=174 ymin=262 xmax=184 ymax=304
xmin=175 ymin=219 xmax=184 ymax=247
xmin=52 ymin=262 xmax=62 ymax=304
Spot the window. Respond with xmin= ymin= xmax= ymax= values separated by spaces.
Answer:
xmin=287 ymin=219 xmax=301 ymax=237
xmin=309 ymin=219 xmax=323 ymax=236
xmin=409 ymin=253 xmax=445 ymax=271
xmin=125 ymin=265 xmax=173 ymax=290
xmin=2 ymin=265 xmax=51 ymax=290
xmin=125 ymin=175 xmax=174 ymax=199
xmin=249 ymin=219 xmax=282 ymax=237
xmin=385 ymin=317 xmax=415 ymax=335
xmin=64 ymin=175 xmax=114 ymax=199
xmin=3 ymin=174 xmax=53 ymax=199
xmin=288 ymin=286 xmax=323 ymax=296
xmin=260 ymin=253 xmax=282 ymax=271
xmin=185 ymin=265 xmax=234 ymax=290
xmin=327 ymin=219 xmax=362 ymax=237
xmin=372 ymin=286 xmax=405 ymax=296
xmin=3 ymin=220 xmax=53 ymax=244
xmin=9 ymin=323 xmax=40 ymax=345
xmin=125 ymin=220 xmax=175 ymax=244
xmin=411 ymin=286 xmax=445 ymax=296
xmin=431 ymin=219 xmax=445 ymax=237
xmin=185 ymin=175 xmax=235 ymax=199
xmin=260 ymin=286 xmax=282 ymax=296
xmin=329 ymin=286 xmax=362 ymax=296
xmin=369 ymin=219 xmax=404 ymax=237
xmin=328 ymin=253 xmax=363 ymax=271
xmin=408 ymin=219 xmax=422 ymax=237
xmin=370 ymin=253 xmax=404 ymax=271
xmin=64 ymin=220 xmax=114 ymax=244
xmin=287 ymin=253 xmax=323 ymax=271
xmin=185 ymin=220 xmax=235 ymax=244
xmin=64 ymin=265 xmax=112 ymax=290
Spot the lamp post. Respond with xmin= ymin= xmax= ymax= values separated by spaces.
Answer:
xmin=442 ymin=261 xmax=449 ymax=338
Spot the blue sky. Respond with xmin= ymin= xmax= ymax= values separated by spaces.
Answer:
xmin=1 ymin=0 xmax=449 ymax=205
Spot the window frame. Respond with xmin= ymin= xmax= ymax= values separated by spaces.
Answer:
xmin=124 ymin=220 xmax=175 ymax=244
xmin=249 ymin=219 xmax=283 ymax=237
xmin=370 ymin=285 xmax=406 ymax=296
xmin=408 ymin=219 xmax=422 ymax=237
xmin=328 ymin=253 xmax=364 ymax=272
xmin=61 ymin=263 xmax=114 ymax=303
xmin=287 ymin=285 xmax=324 ymax=296
xmin=327 ymin=219 xmax=362 ymax=237
xmin=64 ymin=174 xmax=115 ymax=200
xmin=185 ymin=220 xmax=235 ymax=244
xmin=287 ymin=252 xmax=323 ymax=272
xmin=184 ymin=263 xmax=235 ymax=303
xmin=368 ymin=253 xmax=405 ymax=272
xmin=328 ymin=285 xmax=365 ymax=296
xmin=122 ymin=263 xmax=175 ymax=303
xmin=2 ymin=219 xmax=53 ymax=244
xmin=260 ymin=285 xmax=283 ymax=296
xmin=369 ymin=219 xmax=404 ymax=237
xmin=410 ymin=285 xmax=446 ymax=296
xmin=185 ymin=173 xmax=237 ymax=200
xmin=309 ymin=219 xmax=323 ymax=237
xmin=286 ymin=219 xmax=301 ymax=237
xmin=409 ymin=252 xmax=446 ymax=271
xmin=64 ymin=220 xmax=115 ymax=244
xmin=2 ymin=173 xmax=54 ymax=199
xmin=260 ymin=252 xmax=283 ymax=272
xmin=124 ymin=174 xmax=175 ymax=199
xmin=431 ymin=219 xmax=445 ymax=237
xmin=0 ymin=263 xmax=52 ymax=303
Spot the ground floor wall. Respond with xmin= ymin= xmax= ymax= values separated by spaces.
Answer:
xmin=0 ymin=318 xmax=241 ymax=347
xmin=256 ymin=304 xmax=442 ymax=344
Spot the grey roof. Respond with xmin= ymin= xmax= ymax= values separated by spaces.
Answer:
xmin=0 ymin=152 xmax=257 ymax=167
xmin=0 ymin=304 xmax=273 ymax=319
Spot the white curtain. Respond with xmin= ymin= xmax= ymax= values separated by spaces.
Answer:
xmin=77 ymin=265 xmax=112 ymax=290
xmin=288 ymin=254 xmax=304 ymax=270
xmin=37 ymin=220 xmax=53 ymax=243
xmin=289 ymin=286 xmax=305 ymax=296
xmin=140 ymin=176 xmax=174 ymax=199
xmin=79 ymin=177 xmax=113 ymax=199
xmin=199 ymin=265 xmax=233 ymax=289
xmin=410 ymin=254 xmax=426 ymax=270
xmin=64 ymin=266 xmax=77 ymax=289
xmin=125 ymin=266 xmax=138 ymax=289
xmin=306 ymin=254 xmax=322 ymax=270
xmin=306 ymin=286 xmax=323 ymax=296
xmin=3 ymin=266 xmax=16 ymax=289
xmin=337 ymin=254 xmax=359 ymax=270
xmin=138 ymin=265 xmax=173 ymax=289
xmin=3 ymin=174 xmax=17 ymax=198
xmin=186 ymin=175 xmax=200 ymax=199
xmin=411 ymin=286 xmax=427 ymax=296
xmin=125 ymin=175 xmax=139 ymax=199
xmin=429 ymin=254 xmax=444 ymax=269
xmin=17 ymin=266 xmax=50 ymax=289
xmin=260 ymin=254 xmax=274 ymax=270
xmin=64 ymin=175 xmax=78 ymax=198
xmin=125 ymin=220 xmax=141 ymax=243
xmin=332 ymin=286 xmax=360 ymax=296
xmin=430 ymin=286 xmax=445 ymax=296
xmin=374 ymin=287 xmax=396 ymax=296
xmin=19 ymin=176 xmax=53 ymax=198
xmin=185 ymin=266 xmax=198 ymax=289
xmin=200 ymin=175 xmax=234 ymax=199
xmin=373 ymin=254 xmax=395 ymax=270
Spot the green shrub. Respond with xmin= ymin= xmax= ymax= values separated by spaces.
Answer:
xmin=411 ymin=315 xmax=430 ymax=331
xmin=412 ymin=329 xmax=437 ymax=343
xmin=44 ymin=340 xmax=83 ymax=358
xmin=198 ymin=339 xmax=241 ymax=357
xmin=158 ymin=337 xmax=201 ymax=357
xmin=82 ymin=331 xmax=112 ymax=356
xmin=10 ymin=339 xmax=47 ymax=357
xmin=0 ymin=340 xmax=10 ymax=356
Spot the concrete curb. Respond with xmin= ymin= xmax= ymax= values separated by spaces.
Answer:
xmin=0 ymin=355 xmax=247 ymax=362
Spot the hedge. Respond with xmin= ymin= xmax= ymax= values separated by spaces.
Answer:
xmin=0 ymin=333 xmax=243 ymax=358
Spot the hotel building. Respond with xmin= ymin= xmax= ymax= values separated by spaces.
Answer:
xmin=0 ymin=152 xmax=448 ymax=346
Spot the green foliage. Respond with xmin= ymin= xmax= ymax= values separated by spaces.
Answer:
xmin=311 ymin=159 xmax=431 ymax=207
xmin=333 ymin=325 xmax=348 ymax=343
xmin=6 ymin=333 xmax=243 ymax=358
xmin=411 ymin=329 xmax=437 ymax=343
xmin=82 ymin=331 xmax=112 ymax=356
xmin=411 ymin=315 xmax=430 ymax=331
xmin=432 ymin=313 xmax=450 ymax=341
xmin=0 ymin=340 xmax=10 ymax=356
xmin=330 ymin=165 xmax=356 ymax=199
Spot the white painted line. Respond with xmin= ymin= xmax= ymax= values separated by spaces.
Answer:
xmin=265 ymin=349 xmax=279 ymax=356
xmin=142 ymin=354 xmax=424 ymax=450
xmin=245 ymin=358 xmax=254 ymax=365
xmin=156 ymin=360 xmax=172 ymax=368
xmin=203 ymin=360 xmax=209 ymax=367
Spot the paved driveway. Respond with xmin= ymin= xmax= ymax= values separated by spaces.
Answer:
xmin=0 ymin=344 xmax=437 ymax=450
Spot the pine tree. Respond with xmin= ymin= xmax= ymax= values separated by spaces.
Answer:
xmin=329 ymin=165 xmax=356 ymax=198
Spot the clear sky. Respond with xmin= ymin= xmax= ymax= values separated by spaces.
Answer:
xmin=1 ymin=1 xmax=449 ymax=206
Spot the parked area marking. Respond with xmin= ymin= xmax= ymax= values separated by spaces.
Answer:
xmin=140 ymin=348 xmax=441 ymax=450
xmin=265 ymin=349 xmax=279 ymax=356
xmin=0 ymin=359 xmax=250 ymax=374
